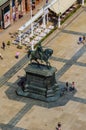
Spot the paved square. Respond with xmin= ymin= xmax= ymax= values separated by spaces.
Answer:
xmin=0 ymin=6 xmax=86 ymax=130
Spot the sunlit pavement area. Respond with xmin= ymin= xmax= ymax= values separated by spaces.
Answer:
xmin=0 ymin=6 xmax=86 ymax=130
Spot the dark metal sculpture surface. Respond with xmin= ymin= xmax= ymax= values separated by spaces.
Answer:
xmin=16 ymin=43 xmax=61 ymax=102
xmin=28 ymin=43 xmax=53 ymax=66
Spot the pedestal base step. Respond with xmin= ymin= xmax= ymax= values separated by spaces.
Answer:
xmin=16 ymin=87 xmax=60 ymax=102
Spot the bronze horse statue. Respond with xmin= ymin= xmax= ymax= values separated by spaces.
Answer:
xmin=28 ymin=44 xmax=53 ymax=66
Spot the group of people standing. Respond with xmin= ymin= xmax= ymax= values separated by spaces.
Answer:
xmin=60 ymin=81 xmax=76 ymax=96
xmin=66 ymin=81 xmax=75 ymax=91
xmin=66 ymin=81 xmax=75 ymax=92
xmin=0 ymin=41 xmax=20 ymax=60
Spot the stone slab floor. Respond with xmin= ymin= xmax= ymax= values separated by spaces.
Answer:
xmin=0 ymin=6 xmax=86 ymax=130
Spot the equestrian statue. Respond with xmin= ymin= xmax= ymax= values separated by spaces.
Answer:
xmin=28 ymin=42 xmax=53 ymax=66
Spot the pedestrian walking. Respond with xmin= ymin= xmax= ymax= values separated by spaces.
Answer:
xmin=70 ymin=81 xmax=75 ymax=91
xmin=56 ymin=122 xmax=62 ymax=130
xmin=15 ymin=52 xmax=20 ymax=59
xmin=82 ymin=35 xmax=86 ymax=44
xmin=66 ymin=81 xmax=69 ymax=91
xmin=0 ymin=53 xmax=3 ymax=60
xmin=2 ymin=41 xmax=6 ymax=50
xmin=71 ymin=81 xmax=75 ymax=90
xmin=78 ymin=37 xmax=82 ymax=44
xmin=12 ymin=12 xmax=16 ymax=22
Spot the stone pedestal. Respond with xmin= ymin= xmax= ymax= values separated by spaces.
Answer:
xmin=16 ymin=63 xmax=60 ymax=102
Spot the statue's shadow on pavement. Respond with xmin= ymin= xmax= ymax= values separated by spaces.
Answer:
xmin=5 ymin=77 xmax=77 ymax=108
xmin=0 ymin=123 xmax=26 ymax=130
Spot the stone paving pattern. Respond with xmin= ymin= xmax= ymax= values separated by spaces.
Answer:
xmin=0 ymin=4 xmax=86 ymax=130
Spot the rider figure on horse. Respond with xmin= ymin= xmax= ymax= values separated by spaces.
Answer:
xmin=29 ymin=42 xmax=53 ymax=66
xmin=36 ymin=42 xmax=44 ymax=62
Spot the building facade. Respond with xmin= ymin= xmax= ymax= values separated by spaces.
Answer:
xmin=0 ymin=0 xmax=42 ymax=29
xmin=0 ymin=0 xmax=10 ymax=29
xmin=10 ymin=0 xmax=43 ymax=25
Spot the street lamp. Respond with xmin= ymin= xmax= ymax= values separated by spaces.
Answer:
xmin=46 ymin=9 xmax=49 ymax=24
xmin=82 ymin=0 xmax=84 ymax=6
xmin=45 ymin=0 xmax=49 ymax=24
xmin=58 ymin=0 xmax=61 ymax=28
xmin=30 ymin=0 xmax=34 ymax=35
xmin=30 ymin=0 xmax=34 ymax=51
xmin=43 ymin=11 xmax=46 ymax=28
xmin=18 ymin=30 xmax=22 ymax=46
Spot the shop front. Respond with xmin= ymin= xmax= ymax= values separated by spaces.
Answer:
xmin=0 ymin=0 xmax=10 ymax=29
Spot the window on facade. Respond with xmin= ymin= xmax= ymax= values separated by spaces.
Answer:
xmin=4 ymin=5 xmax=10 ymax=14
xmin=12 ymin=0 xmax=15 ymax=7
xmin=18 ymin=0 xmax=22 ymax=4
xmin=32 ymin=0 xmax=36 ymax=4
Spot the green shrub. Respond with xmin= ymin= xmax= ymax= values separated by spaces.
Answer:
xmin=17 ymin=45 xmax=23 ymax=49
xmin=7 ymin=41 xmax=11 ymax=46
